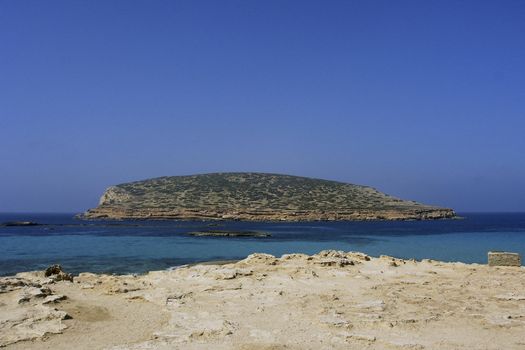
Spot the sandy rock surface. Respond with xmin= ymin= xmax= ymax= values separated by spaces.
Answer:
xmin=1 ymin=251 xmax=525 ymax=349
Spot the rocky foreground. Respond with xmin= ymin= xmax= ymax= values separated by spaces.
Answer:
xmin=82 ymin=173 xmax=456 ymax=221
xmin=1 ymin=251 xmax=524 ymax=350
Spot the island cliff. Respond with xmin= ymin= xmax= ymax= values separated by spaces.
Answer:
xmin=82 ymin=173 xmax=456 ymax=221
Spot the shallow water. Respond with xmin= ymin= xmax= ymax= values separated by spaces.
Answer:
xmin=1 ymin=213 xmax=524 ymax=275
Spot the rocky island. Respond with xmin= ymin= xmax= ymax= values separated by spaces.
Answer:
xmin=82 ymin=173 xmax=455 ymax=221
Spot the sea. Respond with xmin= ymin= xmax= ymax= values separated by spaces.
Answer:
xmin=1 ymin=213 xmax=524 ymax=276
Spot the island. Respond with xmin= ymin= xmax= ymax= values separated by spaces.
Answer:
xmin=81 ymin=172 xmax=455 ymax=221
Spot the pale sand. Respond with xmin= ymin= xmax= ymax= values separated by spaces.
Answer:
xmin=1 ymin=250 xmax=525 ymax=349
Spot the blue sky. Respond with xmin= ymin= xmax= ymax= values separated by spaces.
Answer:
xmin=1 ymin=0 xmax=524 ymax=212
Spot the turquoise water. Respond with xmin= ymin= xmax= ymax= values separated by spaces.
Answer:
xmin=1 ymin=213 xmax=524 ymax=275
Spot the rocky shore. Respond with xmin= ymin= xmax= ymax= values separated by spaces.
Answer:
xmin=83 ymin=207 xmax=456 ymax=221
xmin=2 ymin=251 xmax=524 ymax=349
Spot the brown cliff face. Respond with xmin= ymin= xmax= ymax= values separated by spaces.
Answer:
xmin=82 ymin=173 xmax=456 ymax=221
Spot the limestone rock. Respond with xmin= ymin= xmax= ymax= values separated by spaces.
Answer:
xmin=488 ymin=252 xmax=521 ymax=267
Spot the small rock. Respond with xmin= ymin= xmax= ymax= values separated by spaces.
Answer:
xmin=17 ymin=287 xmax=52 ymax=303
xmin=242 ymin=253 xmax=278 ymax=265
xmin=42 ymin=294 xmax=67 ymax=304
xmin=488 ymin=251 xmax=521 ymax=267
xmin=44 ymin=264 xmax=74 ymax=282
xmin=45 ymin=264 xmax=62 ymax=277
xmin=346 ymin=334 xmax=376 ymax=342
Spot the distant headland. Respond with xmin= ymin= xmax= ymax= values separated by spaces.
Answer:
xmin=81 ymin=172 xmax=456 ymax=221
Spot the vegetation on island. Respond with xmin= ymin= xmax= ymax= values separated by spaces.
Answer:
xmin=83 ymin=172 xmax=456 ymax=221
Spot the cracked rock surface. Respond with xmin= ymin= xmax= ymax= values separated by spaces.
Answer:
xmin=1 ymin=251 xmax=525 ymax=349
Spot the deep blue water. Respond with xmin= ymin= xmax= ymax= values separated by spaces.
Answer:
xmin=1 ymin=213 xmax=524 ymax=276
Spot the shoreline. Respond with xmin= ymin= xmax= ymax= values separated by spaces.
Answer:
xmin=79 ymin=208 xmax=458 ymax=222
xmin=2 ymin=250 xmax=524 ymax=349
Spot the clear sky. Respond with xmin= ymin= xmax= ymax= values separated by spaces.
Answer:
xmin=1 ymin=0 xmax=524 ymax=213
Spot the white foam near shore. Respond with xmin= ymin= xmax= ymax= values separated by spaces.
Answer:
xmin=166 ymin=264 xmax=189 ymax=271
xmin=1 ymin=250 xmax=525 ymax=350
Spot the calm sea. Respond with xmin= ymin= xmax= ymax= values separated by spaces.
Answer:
xmin=1 ymin=213 xmax=524 ymax=276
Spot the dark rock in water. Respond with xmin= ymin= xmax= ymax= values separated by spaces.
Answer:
xmin=189 ymin=230 xmax=271 ymax=238
xmin=44 ymin=264 xmax=74 ymax=282
xmin=1 ymin=221 xmax=41 ymax=227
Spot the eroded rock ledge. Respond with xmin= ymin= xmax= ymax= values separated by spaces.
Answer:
xmin=2 ymin=251 xmax=524 ymax=349
xmin=82 ymin=207 xmax=456 ymax=221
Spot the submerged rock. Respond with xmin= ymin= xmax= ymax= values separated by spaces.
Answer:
xmin=1 ymin=221 xmax=41 ymax=227
xmin=189 ymin=230 xmax=271 ymax=238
